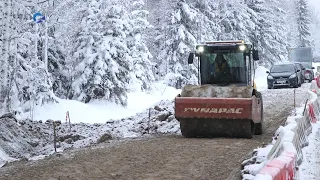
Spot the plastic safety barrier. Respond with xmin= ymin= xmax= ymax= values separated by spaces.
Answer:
xmin=247 ymin=80 xmax=320 ymax=180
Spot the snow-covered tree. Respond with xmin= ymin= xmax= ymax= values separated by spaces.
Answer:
xmin=309 ymin=7 xmax=320 ymax=57
xmin=156 ymin=0 xmax=198 ymax=88
xmin=0 ymin=0 xmax=56 ymax=116
xmin=127 ymin=0 xmax=155 ymax=91
xmin=192 ymin=0 xmax=221 ymax=42
xmin=0 ymin=0 xmax=11 ymax=113
xmin=247 ymin=0 xmax=288 ymax=66
xmin=70 ymin=0 xmax=132 ymax=106
xmin=296 ymin=0 xmax=312 ymax=47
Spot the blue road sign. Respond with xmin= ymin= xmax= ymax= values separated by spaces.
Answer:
xmin=33 ymin=12 xmax=45 ymax=23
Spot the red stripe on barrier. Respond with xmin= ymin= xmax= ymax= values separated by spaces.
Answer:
xmin=277 ymin=156 xmax=295 ymax=180
xmin=308 ymin=104 xmax=317 ymax=123
xmin=259 ymin=166 xmax=281 ymax=179
xmin=315 ymin=76 xmax=320 ymax=88
xmin=266 ymin=159 xmax=287 ymax=180
xmin=281 ymin=151 xmax=297 ymax=179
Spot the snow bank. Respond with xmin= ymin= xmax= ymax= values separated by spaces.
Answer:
xmin=255 ymin=66 xmax=269 ymax=92
xmin=299 ymin=121 xmax=320 ymax=179
xmin=313 ymin=62 xmax=320 ymax=72
xmin=17 ymin=81 xmax=181 ymax=124
xmin=0 ymin=148 xmax=17 ymax=168
xmin=0 ymin=115 xmax=53 ymax=166
xmin=0 ymin=99 xmax=181 ymax=166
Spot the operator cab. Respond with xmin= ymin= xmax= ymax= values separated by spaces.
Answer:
xmin=188 ymin=40 xmax=259 ymax=86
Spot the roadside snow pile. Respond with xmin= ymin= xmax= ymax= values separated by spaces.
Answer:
xmin=0 ymin=100 xmax=180 ymax=166
xmin=254 ymin=65 xmax=269 ymax=92
xmin=0 ymin=114 xmax=53 ymax=167
xmin=299 ymin=121 xmax=320 ymax=179
xmin=17 ymin=81 xmax=181 ymax=124
xmin=241 ymin=141 xmax=275 ymax=179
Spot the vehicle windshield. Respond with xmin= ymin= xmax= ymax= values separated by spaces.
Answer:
xmin=300 ymin=62 xmax=312 ymax=69
xmin=271 ymin=64 xmax=295 ymax=73
xmin=200 ymin=52 xmax=247 ymax=85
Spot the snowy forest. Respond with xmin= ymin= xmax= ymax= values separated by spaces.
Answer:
xmin=0 ymin=0 xmax=318 ymax=115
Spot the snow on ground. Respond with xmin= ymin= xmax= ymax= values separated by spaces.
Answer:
xmin=17 ymin=81 xmax=181 ymax=124
xmin=299 ymin=121 xmax=320 ymax=179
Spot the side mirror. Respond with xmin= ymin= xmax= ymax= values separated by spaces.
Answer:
xmin=302 ymin=68 xmax=306 ymax=70
xmin=297 ymin=69 xmax=300 ymax=72
xmin=188 ymin=53 xmax=194 ymax=64
xmin=266 ymin=71 xmax=270 ymax=73
xmin=253 ymin=49 xmax=259 ymax=61
xmin=312 ymin=67 xmax=315 ymax=69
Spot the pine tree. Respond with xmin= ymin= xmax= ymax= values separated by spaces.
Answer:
xmin=297 ymin=0 xmax=311 ymax=47
xmin=215 ymin=0 xmax=254 ymax=41
xmin=247 ymin=0 xmax=288 ymax=65
xmin=192 ymin=0 xmax=220 ymax=42
xmin=156 ymin=0 xmax=198 ymax=88
xmin=70 ymin=0 xmax=132 ymax=106
xmin=127 ymin=0 xmax=155 ymax=91
xmin=46 ymin=0 xmax=91 ymax=99
xmin=309 ymin=7 xmax=320 ymax=57
xmin=0 ymin=0 xmax=57 ymax=115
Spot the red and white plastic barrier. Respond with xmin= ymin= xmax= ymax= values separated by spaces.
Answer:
xmin=252 ymin=80 xmax=320 ymax=180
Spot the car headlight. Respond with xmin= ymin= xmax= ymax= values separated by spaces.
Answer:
xmin=289 ymin=73 xmax=296 ymax=79
xmin=267 ymin=75 xmax=273 ymax=80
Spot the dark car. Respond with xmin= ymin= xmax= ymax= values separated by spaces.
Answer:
xmin=266 ymin=63 xmax=301 ymax=89
xmin=300 ymin=62 xmax=315 ymax=82
xmin=293 ymin=62 xmax=305 ymax=84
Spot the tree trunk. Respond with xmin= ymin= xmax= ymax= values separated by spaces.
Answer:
xmin=1 ymin=0 xmax=12 ymax=114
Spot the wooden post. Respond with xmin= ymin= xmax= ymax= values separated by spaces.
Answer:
xmin=303 ymin=99 xmax=309 ymax=116
xmin=148 ymin=108 xmax=151 ymax=134
xmin=67 ymin=111 xmax=71 ymax=132
xmin=53 ymin=121 xmax=57 ymax=153
xmin=294 ymin=89 xmax=296 ymax=116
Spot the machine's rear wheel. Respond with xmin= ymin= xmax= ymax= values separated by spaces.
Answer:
xmin=254 ymin=91 xmax=263 ymax=135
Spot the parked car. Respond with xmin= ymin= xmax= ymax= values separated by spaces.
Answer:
xmin=280 ymin=62 xmax=304 ymax=85
xmin=300 ymin=62 xmax=315 ymax=82
xmin=293 ymin=62 xmax=305 ymax=84
xmin=266 ymin=63 xmax=301 ymax=89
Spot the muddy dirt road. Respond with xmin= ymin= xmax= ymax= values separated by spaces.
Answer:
xmin=0 ymin=85 xmax=310 ymax=180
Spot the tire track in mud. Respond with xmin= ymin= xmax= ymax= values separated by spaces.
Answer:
xmin=0 ymin=85 xmax=310 ymax=180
